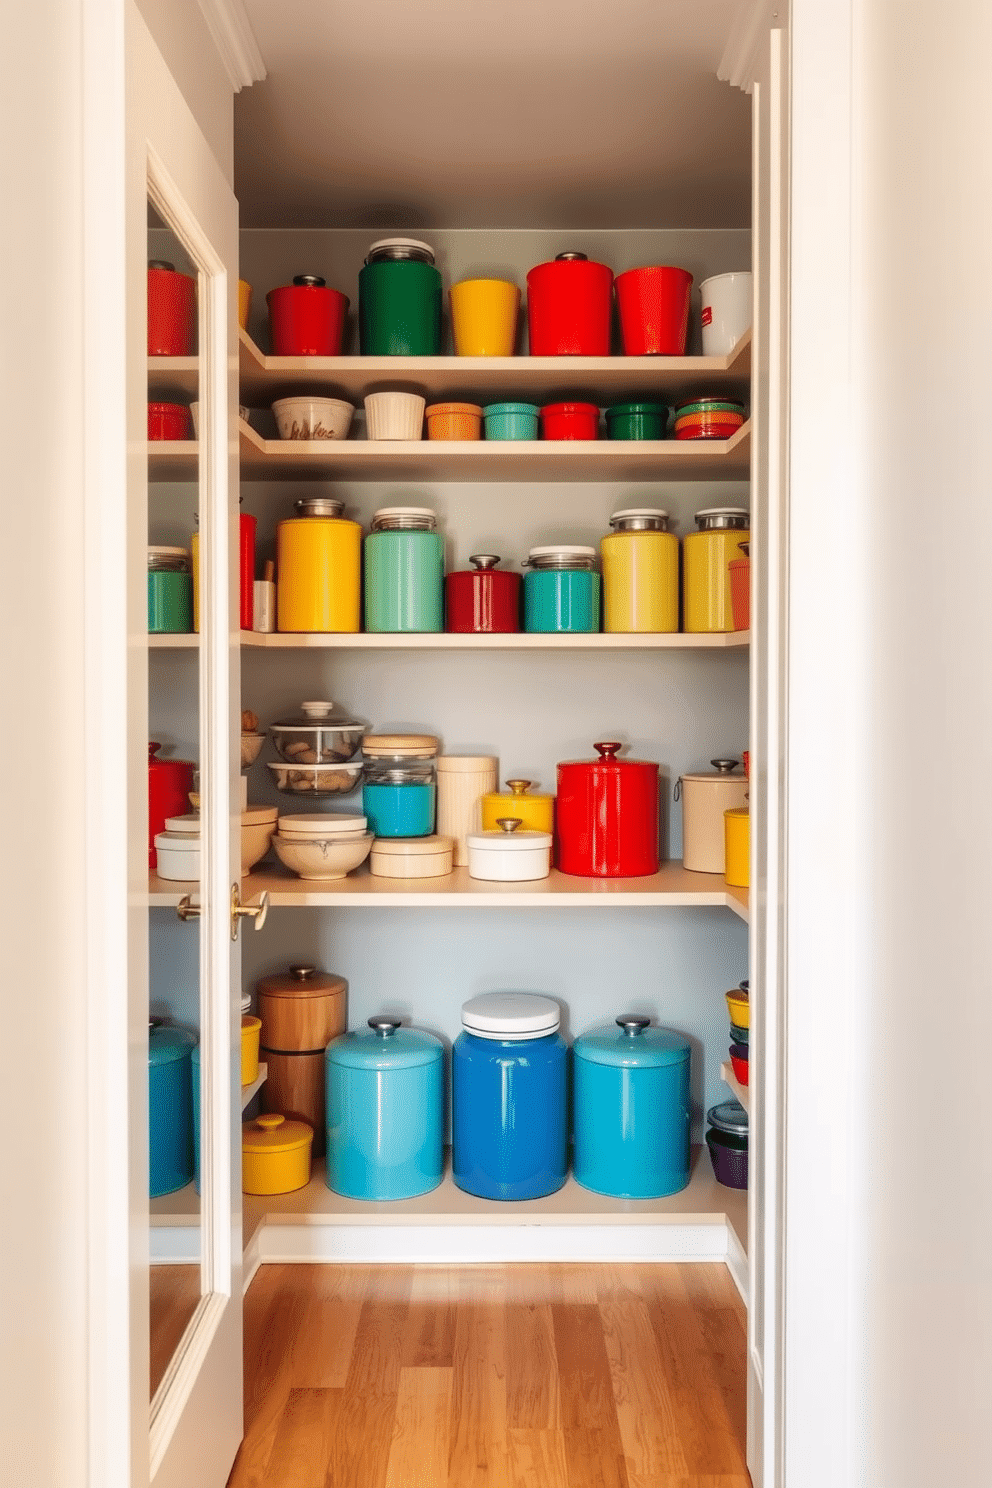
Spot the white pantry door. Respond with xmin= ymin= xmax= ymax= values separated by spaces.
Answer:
xmin=126 ymin=6 xmax=242 ymax=1486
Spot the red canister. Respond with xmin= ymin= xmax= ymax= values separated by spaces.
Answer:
xmin=540 ymin=402 xmax=600 ymax=440
xmin=526 ymin=252 xmax=614 ymax=356
xmin=147 ymin=261 xmax=196 ymax=356
xmin=148 ymin=743 xmax=195 ymax=869
xmin=614 ymin=266 xmax=693 ymax=356
xmin=147 ymin=402 xmax=192 ymax=440
xmin=240 ymin=511 xmax=256 ymax=631
xmin=556 ymin=741 xmax=659 ymax=878
xmin=446 ymin=555 xmax=520 ymax=633
xmin=266 ymin=274 xmax=349 ymax=356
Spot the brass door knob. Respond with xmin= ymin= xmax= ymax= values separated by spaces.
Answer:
xmin=231 ymin=882 xmax=270 ymax=942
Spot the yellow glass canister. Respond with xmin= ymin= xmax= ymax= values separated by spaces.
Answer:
xmin=724 ymin=806 xmax=750 ymax=887
xmin=601 ymin=508 xmax=679 ymax=633
xmin=683 ymin=507 xmax=750 ymax=633
xmin=481 ymin=778 xmax=555 ymax=835
xmin=276 ymin=496 xmax=361 ymax=633
xmin=242 ymin=1112 xmax=313 ymax=1195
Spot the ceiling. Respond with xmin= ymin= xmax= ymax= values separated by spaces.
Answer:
xmin=234 ymin=0 xmax=753 ymax=231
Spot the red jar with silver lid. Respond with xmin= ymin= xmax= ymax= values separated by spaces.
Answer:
xmin=445 ymin=554 xmax=520 ymax=633
xmin=556 ymin=741 xmax=659 ymax=878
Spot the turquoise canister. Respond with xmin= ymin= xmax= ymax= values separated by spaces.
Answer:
xmin=483 ymin=402 xmax=540 ymax=440
xmin=325 ymin=1017 xmax=444 ymax=1200
xmin=147 ymin=546 xmax=192 ymax=633
xmin=358 ymin=238 xmax=442 ymax=355
xmin=573 ymin=1015 xmax=690 ymax=1198
xmin=149 ymin=1021 xmax=197 ymax=1198
xmin=364 ymin=507 xmax=444 ymax=632
xmin=523 ymin=545 xmax=601 ymax=633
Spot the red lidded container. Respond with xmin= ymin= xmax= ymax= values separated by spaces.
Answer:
xmin=148 ymin=743 xmax=195 ymax=869
xmin=266 ymin=274 xmax=349 ymax=356
xmin=526 ymin=252 xmax=614 ymax=356
xmin=446 ymin=555 xmax=520 ymax=634
xmin=614 ymin=265 xmax=693 ymax=356
xmin=556 ymin=741 xmax=659 ymax=878
xmin=147 ymin=402 xmax=192 ymax=441
xmin=540 ymin=402 xmax=600 ymax=440
xmin=147 ymin=261 xmax=196 ymax=357
xmin=239 ymin=511 xmax=256 ymax=631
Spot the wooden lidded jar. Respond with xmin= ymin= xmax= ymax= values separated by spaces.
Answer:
xmin=257 ymin=965 xmax=347 ymax=1158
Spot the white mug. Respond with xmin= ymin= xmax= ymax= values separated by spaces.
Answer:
xmin=700 ymin=272 xmax=752 ymax=356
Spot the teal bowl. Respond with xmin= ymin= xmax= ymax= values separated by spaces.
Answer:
xmin=605 ymin=401 xmax=668 ymax=440
xmin=730 ymin=1021 xmax=748 ymax=1044
xmin=483 ymin=402 xmax=540 ymax=440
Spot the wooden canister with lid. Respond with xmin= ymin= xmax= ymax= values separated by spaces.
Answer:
xmin=257 ymin=965 xmax=347 ymax=1158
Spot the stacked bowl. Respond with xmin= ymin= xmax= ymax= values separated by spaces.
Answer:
xmin=726 ymin=978 xmax=749 ymax=1086
xmin=272 ymin=813 xmax=373 ymax=881
xmin=267 ymin=700 xmax=365 ymax=797
xmin=673 ymin=397 xmax=745 ymax=441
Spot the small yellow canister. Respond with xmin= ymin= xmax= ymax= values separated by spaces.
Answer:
xmin=481 ymin=779 xmax=554 ymax=835
xmin=601 ymin=508 xmax=679 ymax=633
xmin=237 ymin=279 xmax=252 ymax=331
xmin=242 ymin=1113 xmax=313 ymax=1195
xmin=277 ymin=496 xmax=361 ymax=633
xmin=240 ymin=1015 xmax=261 ymax=1086
xmin=683 ymin=507 xmax=750 ymax=633
xmin=724 ymin=807 xmax=750 ymax=887
xmin=449 ymin=278 xmax=521 ymax=356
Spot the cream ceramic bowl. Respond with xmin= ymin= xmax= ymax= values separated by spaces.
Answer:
xmin=241 ymin=732 xmax=265 ymax=768
xmin=272 ymin=396 xmax=354 ymax=441
xmin=267 ymin=760 xmax=363 ymax=795
xmin=364 ymin=391 xmax=425 ymax=441
xmin=241 ymin=806 xmax=278 ymax=874
xmin=272 ymin=831 xmax=373 ymax=881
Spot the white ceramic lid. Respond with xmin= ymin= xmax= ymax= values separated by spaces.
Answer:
xmin=437 ymin=755 xmax=498 ymax=773
xmin=163 ymin=813 xmax=201 ymax=835
xmin=153 ymin=831 xmax=200 ymax=853
xmin=278 ymin=813 xmax=367 ymax=837
xmin=462 ymin=992 xmax=560 ymax=1040
xmin=466 ymin=823 xmax=553 ymax=852
xmin=371 ymin=834 xmax=454 ymax=857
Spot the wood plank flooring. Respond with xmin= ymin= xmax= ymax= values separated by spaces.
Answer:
xmin=149 ymin=1264 xmax=201 ymax=1399
xmin=227 ymin=1264 xmax=750 ymax=1488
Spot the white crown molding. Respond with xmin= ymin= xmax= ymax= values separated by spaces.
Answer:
xmin=196 ymin=0 xmax=266 ymax=92
xmin=719 ymin=0 xmax=786 ymax=94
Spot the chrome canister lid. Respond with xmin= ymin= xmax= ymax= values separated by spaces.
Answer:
xmin=525 ymin=545 xmax=598 ymax=571
xmin=148 ymin=260 xmax=176 ymax=272
xmin=293 ymin=496 xmax=345 ymax=519
xmin=291 ymin=274 xmax=326 ymax=286
xmin=365 ymin=238 xmax=436 ymax=265
xmin=609 ymin=508 xmax=670 ymax=532
xmin=693 ymin=507 xmax=750 ymax=531
xmin=461 ymin=992 xmax=560 ymax=1041
xmin=147 ymin=545 xmax=190 ymax=571
xmin=555 ymin=251 xmax=588 ymax=261
xmin=371 ymin=507 xmax=437 ymax=532
xmin=466 ymin=820 xmax=553 ymax=851
xmin=707 ymin=1099 xmax=749 ymax=1135
xmin=469 ymin=554 xmax=502 ymax=570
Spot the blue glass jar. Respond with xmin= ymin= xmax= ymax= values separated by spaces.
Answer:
xmin=148 ymin=1020 xmax=197 ymax=1198
xmin=361 ymin=734 xmax=438 ymax=837
xmin=523 ymin=545 xmax=601 ymax=633
xmin=325 ymin=1016 xmax=444 ymax=1200
xmin=364 ymin=507 xmax=444 ymax=633
xmin=452 ymin=992 xmax=567 ymax=1200
xmin=573 ymin=1015 xmax=690 ymax=1198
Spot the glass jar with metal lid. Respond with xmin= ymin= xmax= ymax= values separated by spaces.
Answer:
xmin=276 ymin=495 xmax=361 ymax=633
xmin=364 ymin=507 xmax=444 ymax=634
xmin=359 ymin=238 xmax=442 ymax=355
xmin=147 ymin=545 xmax=192 ymax=634
xmin=523 ymin=544 xmax=600 ymax=633
xmin=362 ymin=734 xmax=439 ymax=838
xmin=706 ymin=1099 xmax=749 ymax=1189
xmin=683 ymin=506 xmax=751 ymax=633
xmin=600 ymin=508 xmax=679 ymax=633
xmin=269 ymin=699 xmax=366 ymax=765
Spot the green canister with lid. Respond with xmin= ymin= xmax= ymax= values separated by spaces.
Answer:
xmin=358 ymin=238 xmax=443 ymax=355
xmin=147 ymin=546 xmax=193 ymax=633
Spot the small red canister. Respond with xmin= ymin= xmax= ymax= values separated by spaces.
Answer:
xmin=540 ymin=402 xmax=600 ymax=440
xmin=147 ymin=402 xmax=192 ymax=441
xmin=266 ymin=274 xmax=349 ymax=356
xmin=240 ymin=511 xmax=256 ymax=631
xmin=446 ymin=555 xmax=520 ymax=633
xmin=556 ymin=741 xmax=659 ymax=878
xmin=147 ymin=261 xmax=196 ymax=357
xmin=614 ymin=266 xmax=693 ymax=356
xmin=148 ymin=743 xmax=195 ymax=870
xmin=526 ymin=252 xmax=614 ymax=356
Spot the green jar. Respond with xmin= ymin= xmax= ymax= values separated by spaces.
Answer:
xmin=359 ymin=238 xmax=442 ymax=356
xmin=605 ymin=402 xmax=668 ymax=440
xmin=364 ymin=508 xmax=444 ymax=633
xmin=148 ymin=546 xmax=192 ymax=633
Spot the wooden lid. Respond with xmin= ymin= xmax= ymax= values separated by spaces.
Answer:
xmin=256 ymin=965 xmax=347 ymax=999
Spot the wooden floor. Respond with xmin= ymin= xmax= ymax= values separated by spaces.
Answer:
xmin=227 ymin=1262 xmax=750 ymax=1488
xmin=149 ymin=1265 xmax=201 ymax=1399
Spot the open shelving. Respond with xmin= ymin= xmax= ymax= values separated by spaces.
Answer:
xmin=150 ymin=629 xmax=749 ymax=650
xmin=720 ymin=1059 xmax=750 ymax=1111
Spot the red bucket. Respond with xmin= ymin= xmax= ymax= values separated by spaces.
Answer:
xmin=266 ymin=276 xmax=349 ymax=356
xmin=147 ymin=263 xmax=196 ymax=356
xmin=540 ymin=402 xmax=600 ymax=440
xmin=615 ymin=265 xmax=693 ymax=356
xmin=526 ymin=253 xmax=614 ymax=356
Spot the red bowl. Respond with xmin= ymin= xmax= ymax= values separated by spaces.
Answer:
xmin=540 ymin=402 xmax=600 ymax=439
xmin=730 ymin=1052 xmax=749 ymax=1086
xmin=147 ymin=402 xmax=192 ymax=440
xmin=674 ymin=421 xmax=742 ymax=441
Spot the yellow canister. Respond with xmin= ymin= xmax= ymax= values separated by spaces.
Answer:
xmin=683 ymin=507 xmax=751 ymax=633
xmin=481 ymin=778 xmax=555 ymax=835
xmin=276 ymin=496 xmax=361 ymax=633
xmin=237 ymin=279 xmax=252 ymax=331
xmin=601 ymin=508 xmax=679 ymax=633
xmin=240 ymin=1015 xmax=261 ymax=1086
xmin=242 ymin=1112 xmax=313 ymax=1195
xmin=449 ymin=278 xmax=521 ymax=356
xmin=724 ymin=807 xmax=750 ymax=887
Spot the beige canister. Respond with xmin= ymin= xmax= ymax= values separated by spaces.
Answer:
xmin=677 ymin=759 xmax=748 ymax=873
xmin=369 ymin=835 xmax=454 ymax=879
xmin=436 ymin=755 xmax=498 ymax=866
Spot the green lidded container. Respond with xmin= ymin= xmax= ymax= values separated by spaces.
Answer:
xmin=148 ymin=546 xmax=192 ymax=633
xmin=605 ymin=402 xmax=668 ymax=440
xmin=359 ymin=238 xmax=442 ymax=356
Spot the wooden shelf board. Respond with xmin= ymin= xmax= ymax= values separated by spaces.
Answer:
xmin=242 ymin=629 xmax=750 ymax=651
xmin=720 ymin=1060 xmax=750 ymax=1112
xmin=147 ymin=439 xmax=198 ymax=481
xmin=147 ymin=355 xmax=198 ymax=397
xmin=150 ymin=1182 xmax=199 ymax=1226
xmin=725 ymin=883 xmax=749 ymax=921
xmin=242 ymin=1063 xmax=267 ymax=1111
xmin=238 ymin=325 xmax=751 ymax=405
xmin=148 ymin=632 xmax=199 ymax=648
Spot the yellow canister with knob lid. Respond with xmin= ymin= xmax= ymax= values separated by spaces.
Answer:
xmin=600 ymin=508 xmax=679 ymax=633
xmin=276 ymin=495 xmax=362 ymax=633
xmin=683 ymin=507 xmax=750 ymax=633
xmin=481 ymin=778 xmax=554 ymax=836
xmin=242 ymin=1113 xmax=313 ymax=1195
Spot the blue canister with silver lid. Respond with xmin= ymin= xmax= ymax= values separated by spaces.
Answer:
xmin=325 ymin=1016 xmax=443 ymax=1200
xmin=523 ymin=545 xmax=601 ymax=633
xmin=573 ymin=1015 xmax=690 ymax=1198
xmin=149 ymin=1019 xmax=197 ymax=1198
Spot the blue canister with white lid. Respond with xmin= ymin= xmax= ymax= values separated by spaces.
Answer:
xmin=523 ymin=545 xmax=601 ymax=633
xmin=325 ymin=1016 xmax=444 ymax=1200
xmin=573 ymin=1015 xmax=690 ymax=1198
xmin=149 ymin=1020 xmax=197 ymax=1198
xmin=452 ymin=992 xmax=567 ymax=1200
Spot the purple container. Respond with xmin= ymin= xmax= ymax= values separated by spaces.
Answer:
xmin=706 ymin=1100 xmax=748 ymax=1189
xmin=729 ymin=1040 xmax=749 ymax=1061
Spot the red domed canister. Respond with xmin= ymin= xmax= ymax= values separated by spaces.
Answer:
xmin=556 ymin=741 xmax=659 ymax=877
xmin=266 ymin=274 xmax=349 ymax=356
xmin=614 ymin=265 xmax=693 ymax=356
xmin=147 ymin=261 xmax=196 ymax=356
xmin=526 ymin=252 xmax=614 ymax=356
xmin=148 ymin=743 xmax=196 ymax=869
xmin=446 ymin=555 xmax=520 ymax=633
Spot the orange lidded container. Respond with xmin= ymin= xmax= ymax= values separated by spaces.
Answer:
xmin=425 ymin=402 xmax=483 ymax=440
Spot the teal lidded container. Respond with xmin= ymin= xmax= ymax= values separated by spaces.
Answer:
xmin=149 ymin=1019 xmax=197 ymax=1197
xmin=523 ymin=545 xmax=600 ymax=633
xmin=364 ymin=507 xmax=444 ymax=632
xmin=147 ymin=546 xmax=192 ymax=633
xmin=483 ymin=402 xmax=540 ymax=440
xmin=605 ymin=402 xmax=669 ymax=440
xmin=358 ymin=238 xmax=442 ymax=356
xmin=573 ymin=1015 xmax=690 ymax=1198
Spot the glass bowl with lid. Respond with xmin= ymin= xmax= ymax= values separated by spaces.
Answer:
xmin=269 ymin=699 xmax=365 ymax=765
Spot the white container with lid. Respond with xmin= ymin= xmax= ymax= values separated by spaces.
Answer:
xmin=461 ymin=991 xmax=561 ymax=1041
xmin=154 ymin=830 xmax=200 ymax=881
xmin=465 ymin=818 xmax=552 ymax=882
xmin=369 ymin=835 xmax=454 ymax=879
xmin=436 ymin=754 xmax=498 ymax=866
xmin=675 ymin=759 xmax=748 ymax=873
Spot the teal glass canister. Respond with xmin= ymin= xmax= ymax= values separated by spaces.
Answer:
xmin=364 ymin=507 xmax=445 ymax=632
xmin=573 ymin=1015 xmax=690 ymax=1198
xmin=523 ymin=545 xmax=601 ymax=633
xmin=147 ymin=546 xmax=193 ymax=633
xmin=358 ymin=238 xmax=443 ymax=355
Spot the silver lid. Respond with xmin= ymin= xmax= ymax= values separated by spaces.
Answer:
xmin=294 ymin=496 xmax=345 ymax=519
xmin=148 ymin=260 xmax=175 ymax=272
xmin=609 ymin=508 xmax=670 ymax=533
xmin=555 ymin=251 xmax=588 ymax=261
xmin=525 ymin=544 xmax=598 ymax=571
xmin=371 ymin=506 xmax=437 ymax=532
xmin=147 ymin=545 xmax=189 ymax=571
xmin=694 ymin=507 xmax=750 ymax=531
xmin=365 ymin=237 xmax=435 ymax=265
xmin=711 ymin=758 xmax=741 ymax=773
xmin=708 ymin=1099 xmax=749 ymax=1135
xmin=470 ymin=554 xmax=501 ymax=571
xmin=616 ymin=1014 xmax=651 ymax=1035
xmin=292 ymin=274 xmax=325 ymax=286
